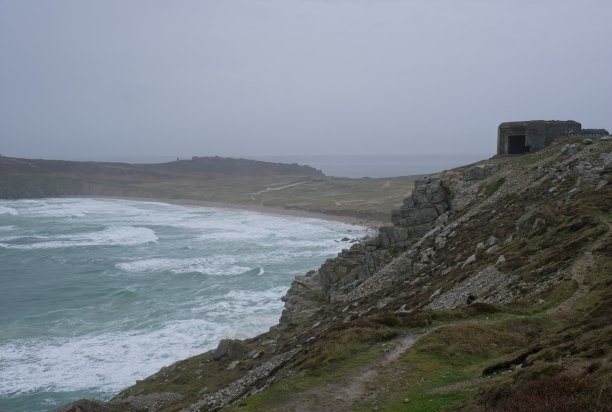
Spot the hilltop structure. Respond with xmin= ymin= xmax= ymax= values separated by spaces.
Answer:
xmin=497 ymin=120 xmax=581 ymax=155
xmin=581 ymin=128 xmax=609 ymax=137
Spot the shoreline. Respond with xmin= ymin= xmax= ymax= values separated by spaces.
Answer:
xmin=69 ymin=195 xmax=387 ymax=230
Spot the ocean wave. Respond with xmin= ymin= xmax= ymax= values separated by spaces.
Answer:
xmin=0 ymin=226 xmax=157 ymax=249
xmin=0 ymin=313 xmax=277 ymax=396
xmin=0 ymin=206 xmax=18 ymax=215
xmin=116 ymin=257 xmax=253 ymax=276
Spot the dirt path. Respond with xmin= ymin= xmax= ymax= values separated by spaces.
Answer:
xmin=269 ymin=334 xmax=416 ymax=412
xmin=251 ymin=180 xmax=310 ymax=196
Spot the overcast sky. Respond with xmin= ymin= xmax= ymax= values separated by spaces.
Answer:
xmin=0 ymin=0 xmax=610 ymax=160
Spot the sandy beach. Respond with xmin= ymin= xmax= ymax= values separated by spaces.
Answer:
xmin=71 ymin=195 xmax=387 ymax=230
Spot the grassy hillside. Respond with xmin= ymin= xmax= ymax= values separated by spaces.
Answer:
xmin=57 ymin=138 xmax=612 ymax=412
xmin=0 ymin=155 xmax=419 ymax=223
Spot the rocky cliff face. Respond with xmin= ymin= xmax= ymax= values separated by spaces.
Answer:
xmin=57 ymin=138 xmax=612 ymax=412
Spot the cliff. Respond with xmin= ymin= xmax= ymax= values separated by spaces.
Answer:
xmin=57 ymin=138 xmax=612 ymax=411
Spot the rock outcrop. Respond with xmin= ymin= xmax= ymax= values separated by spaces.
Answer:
xmin=54 ymin=137 xmax=612 ymax=412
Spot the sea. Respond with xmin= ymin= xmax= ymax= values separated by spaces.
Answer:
xmin=68 ymin=153 xmax=492 ymax=178
xmin=0 ymin=198 xmax=370 ymax=412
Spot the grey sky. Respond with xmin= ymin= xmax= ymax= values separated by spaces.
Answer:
xmin=0 ymin=0 xmax=610 ymax=159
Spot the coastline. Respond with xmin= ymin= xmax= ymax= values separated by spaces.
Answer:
xmin=69 ymin=195 xmax=387 ymax=230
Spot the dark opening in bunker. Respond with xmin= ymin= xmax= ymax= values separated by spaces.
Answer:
xmin=508 ymin=135 xmax=527 ymax=154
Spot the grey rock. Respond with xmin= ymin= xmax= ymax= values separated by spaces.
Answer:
xmin=212 ymin=339 xmax=246 ymax=361
xmin=603 ymin=153 xmax=612 ymax=173
xmin=112 ymin=392 xmax=184 ymax=412
xmin=434 ymin=236 xmax=447 ymax=250
xmin=186 ymin=348 xmax=301 ymax=411
xmin=485 ymin=245 xmax=499 ymax=254
xmin=463 ymin=163 xmax=498 ymax=181
xmin=560 ymin=143 xmax=579 ymax=157
xmin=596 ymin=180 xmax=608 ymax=190
xmin=475 ymin=242 xmax=486 ymax=253
xmin=420 ymin=247 xmax=435 ymax=262
xmin=54 ymin=399 xmax=111 ymax=412
xmin=426 ymin=266 xmax=515 ymax=309
xmin=247 ymin=350 xmax=263 ymax=359
xmin=429 ymin=289 xmax=441 ymax=300
xmin=496 ymin=255 xmax=506 ymax=265
xmin=531 ymin=217 xmax=547 ymax=232
xmin=486 ymin=236 xmax=499 ymax=247
xmin=462 ymin=254 xmax=477 ymax=268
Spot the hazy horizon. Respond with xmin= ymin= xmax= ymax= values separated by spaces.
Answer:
xmin=1 ymin=0 xmax=610 ymax=159
xmin=1 ymin=152 xmax=492 ymax=178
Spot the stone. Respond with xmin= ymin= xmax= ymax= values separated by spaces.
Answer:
xmin=261 ymin=339 xmax=277 ymax=347
xmin=516 ymin=209 xmax=538 ymax=231
xmin=227 ymin=360 xmax=240 ymax=370
xmin=596 ymin=180 xmax=608 ymax=190
xmin=560 ymin=143 xmax=579 ymax=157
xmin=110 ymin=392 xmax=184 ymax=411
xmin=475 ymin=242 xmax=486 ymax=253
xmin=420 ymin=247 xmax=435 ymax=262
xmin=54 ymin=399 xmax=111 ymax=412
xmin=462 ymin=254 xmax=477 ymax=268
xmin=486 ymin=245 xmax=499 ymax=254
xmin=247 ymin=350 xmax=263 ymax=359
xmin=212 ymin=339 xmax=246 ymax=361
xmin=486 ymin=236 xmax=499 ymax=247
xmin=603 ymin=154 xmax=612 ymax=173
xmin=429 ymin=289 xmax=441 ymax=299
xmin=394 ymin=304 xmax=413 ymax=314
xmin=425 ymin=266 xmax=514 ymax=309
xmin=496 ymin=255 xmax=506 ymax=265
xmin=531 ymin=217 xmax=547 ymax=233
xmin=464 ymin=164 xmax=497 ymax=181
xmin=434 ymin=236 xmax=447 ymax=250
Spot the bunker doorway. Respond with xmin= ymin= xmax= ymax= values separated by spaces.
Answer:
xmin=508 ymin=135 xmax=527 ymax=154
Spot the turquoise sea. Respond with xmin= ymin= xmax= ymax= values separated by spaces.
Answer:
xmin=0 ymin=198 xmax=368 ymax=412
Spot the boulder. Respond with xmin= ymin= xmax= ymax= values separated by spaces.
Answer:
xmin=54 ymin=399 xmax=111 ymax=412
xmin=560 ymin=144 xmax=579 ymax=157
xmin=212 ymin=339 xmax=246 ymax=361
xmin=463 ymin=164 xmax=498 ymax=181
xmin=462 ymin=254 xmax=477 ymax=268
xmin=485 ymin=236 xmax=499 ymax=247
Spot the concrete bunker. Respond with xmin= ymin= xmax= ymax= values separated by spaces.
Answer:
xmin=497 ymin=120 xmax=581 ymax=155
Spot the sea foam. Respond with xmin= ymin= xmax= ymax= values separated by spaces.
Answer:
xmin=0 ymin=198 xmax=368 ymax=411
xmin=0 ymin=206 xmax=18 ymax=215
xmin=0 ymin=226 xmax=157 ymax=249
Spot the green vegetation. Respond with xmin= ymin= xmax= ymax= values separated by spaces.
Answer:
xmin=53 ymin=140 xmax=612 ymax=411
xmin=0 ymin=155 xmax=420 ymax=223
xmin=483 ymin=176 xmax=506 ymax=197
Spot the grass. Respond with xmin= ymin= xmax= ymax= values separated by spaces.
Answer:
xmin=224 ymin=339 xmax=388 ymax=411
xmin=349 ymin=318 xmax=536 ymax=411
xmin=483 ymin=177 xmax=506 ymax=197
